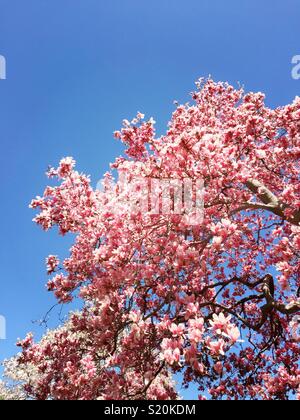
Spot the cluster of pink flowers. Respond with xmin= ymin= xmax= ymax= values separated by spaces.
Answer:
xmin=46 ymin=255 xmax=59 ymax=275
xmin=161 ymin=338 xmax=182 ymax=366
xmin=209 ymin=313 xmax=241 ymax=343
xmin=188 ymin=318 xmax=204 ymax=344
xmin=80 ymin=355 xmax=97 ymax=380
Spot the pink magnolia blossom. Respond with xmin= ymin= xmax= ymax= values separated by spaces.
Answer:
xmin=188 ymin=318 xmax=205 ymax=344
xmin=161 ymin=339 xmax=182 ymax=366
xmin=169 ymin=323 xmax=185 ymax=337
xmin=207 ymin=339 xmax=226 ymax=357
xmin=209 ymin=313 xmax=233 ymax=335
xmin=226 ymin=326 xmax=241 ymax=344
xmin=214 ymin=362 xmax=223 ymax=376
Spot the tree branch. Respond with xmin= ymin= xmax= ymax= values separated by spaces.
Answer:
xmin=241 ymin=179 xmax=300 ymax=226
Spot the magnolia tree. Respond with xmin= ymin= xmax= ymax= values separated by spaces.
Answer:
xmin=3 ymin=79 xmax=300 ymax=400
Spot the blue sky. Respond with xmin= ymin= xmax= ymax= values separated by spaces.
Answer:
xmin=0 ymin=0 xmax=299 ymax=398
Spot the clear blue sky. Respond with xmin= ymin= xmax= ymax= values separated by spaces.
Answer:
xmin=0 ymin=0 xmax=299 ymax=398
